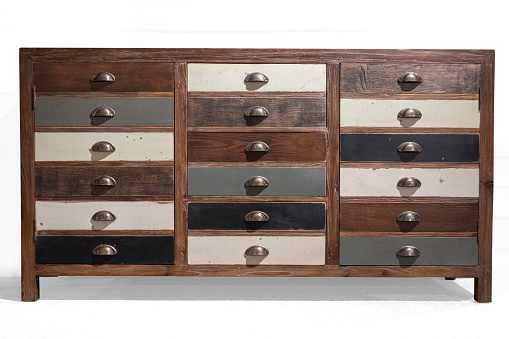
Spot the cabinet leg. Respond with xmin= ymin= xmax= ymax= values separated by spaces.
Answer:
xmin=474 ymin=276 xmax=492 ymax=303
xmin=21 ymin=274 xmax=40 ymax=302
xmin=445 ymin=277 xmax=456 ymax=280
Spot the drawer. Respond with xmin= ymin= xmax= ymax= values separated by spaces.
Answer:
xmin=188 ymin=202 xmax=325 ymax=231
xmin=188 ymin=132 xmax=326 ymax=163
xmin=36 ymin=201 xmax=174 ymax=231
xmin=34 ymin=62 xmax=174 ymax=93
xmin=340 ymin=167 xmax=479 ymax=197
xmin=340 ymin=199 xmax=478 ymax=233
xmin=188 ymin=93 xmax=326 ymax=127
xmin=35 ymin=236 xmax=174 ymax=264
xmin=35 ymin=132 xmax=174 ymax=161
xmin=188 ymin=236 xmax=325 ymax=265
xmin=35 ymin=97 xmax=174 ymax=127
xmin=340 ymin=99 xmax=479 ymax=128
xmin=188 ymin=167 xmax=325 ymax=196
xmin=35 ymin=165 xmax=173 ymax=199
xmin=188 ymin=64 xmax=326 ymax=92
xmin=339 ymin=237 xmax=478 ymax=266
xmin=341 ymin=63 xmax=480 ymax=96
xmin=340 ymin=134 xmax=479 ymax=163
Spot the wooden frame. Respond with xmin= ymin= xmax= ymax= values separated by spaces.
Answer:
xmin=20 ymin=49 xmax=494 ymax=302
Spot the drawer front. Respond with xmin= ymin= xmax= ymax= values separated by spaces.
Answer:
xmin=341 ymin=63 xmax=480 ymax=96
xmin=35 ymin=236 xmax=174 ymax=264
xmin=36 ymin=201 xmax=174 ymax=231
xmin=188 ymin=93 xmax=326 ymax=127
xmin=340 ymin=200 xmax=478 ymax=233
xmin=340 ymin=134 xmax=479 ymax=163
xmin=35 ymin=165 xmax=174 ymax=198
xmin=35 ymin=132 xmax=174 ymax=161
xmin=188 ymin=64 xmax=326 ymax=92
xmin=340 ymin=99 xmax=479 ymax=128
xmin=188 ymin=167 xmax=326 ymax=196
xmin=188 ymin=203 xmax=325 ymax=231
xmin=35 ymin=97 xmax=174 ymax=127
xmin=188 ymin=236 xmax=325 ymax=265
xmin=188 ymin=132 xmax=326 ymax=163
xmin=340 ymin=168 xmax=479 ymax=197
xmin=34 ymin=62 xmax=174 ymax=92
xmin=339 ymin=237 xmax=478 ymax=265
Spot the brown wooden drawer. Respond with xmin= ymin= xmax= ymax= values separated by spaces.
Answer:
xmin=187 ymin=92 xmax=326 ymax=127
xmin=35 ymin=164 xmax=173 ymax=199
xmin=188 ymin=132 xmax=326 ymax=162
xmin=34 ymin=62 xmax=174 ymax=93
xmin=340 ymin=198 xmax=478 ymax=234
xmin=341 ymin=63 xmax=480 ymax=97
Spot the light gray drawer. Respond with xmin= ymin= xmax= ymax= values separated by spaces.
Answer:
xmin=35 ymin=97 xmax=173 ymax=127
xmin=340 ymin=237 xmax=478 ymax=266
xmin=188 ymin=167 xmax=326 ymax=196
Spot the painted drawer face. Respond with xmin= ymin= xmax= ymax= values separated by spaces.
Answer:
xmin=339 ymin=237 xmax=478 ymax=266
xmin=341 ymin=63 xmax=480 ymax=96
xmin=35 ymin=132 xmax=174 ymax=161
xmin=188 ymin=132 xmax=326 ymax=163
xmin=340 ymin=99 xmax=479 ymax=128
xmin=340 ymin=168 xmax=479 ymax=197
xmin=34 ymin=62 xmax=174 ymax=92
xmin=188 ymin=167 xmax=326 ymax=196
xmin=36 ymin=201 xmax=174 ymax=231
xmin=340 ymin=134 xmax=479 ymax=163
xmin=35 ymin=165 xmax=174 ymax=199
xmin=340 ymin=200 xmax=478 ymax=233
xmin=188 ymin=93 xmax=326 ymax=127
xmin=188 ymin=236 xmax=325 ymax=265
xmin=35 ymin=236 xmax=174 ymax=264
xmin=188 ymin=64 xmax=326 ymax=92
xmin=35 ymin=97 xmax=174 ymax=127
xmin=188 ymin=203 xmax=325 ymax=231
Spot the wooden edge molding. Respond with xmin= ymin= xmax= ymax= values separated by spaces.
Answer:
xmin=339 ymin=162 xmax=479 ymax=169
xmin=340 ymin=232 xmax=477 ymax=238
xmin=340 ymin=127 xmax=479 ymax=135
xmin=36 ymin=230 xmax=174 ymax=237
xmin=188 ymin=230 xmax=325 ymax=237
xmin=188 ymin=91 xmax=326 ymax=98
xmin=35 ymin=127 xmax=174 ymax=133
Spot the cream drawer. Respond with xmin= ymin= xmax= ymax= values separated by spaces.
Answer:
xmin=188 ymin=236 xmax=325 ymax=265
xmin=340 ymin=99 xmax=479 ymax=128
xmin=188 ymin=64 xmax=326 ymax=92
xmin=340 ymin=168 xmax=479 ymax=197
xmin=35 ymin=132 xmax=173 ymax=161
xmin=36 ymin=201 xmax=174 ymax=231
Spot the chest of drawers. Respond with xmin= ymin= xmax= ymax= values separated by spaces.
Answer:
xmin=20 ymin=48 xmax=494 ymax=302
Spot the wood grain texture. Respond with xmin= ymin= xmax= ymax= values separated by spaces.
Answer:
xmin=341 ymin=127 xmax=479 ymax=135
xmin=37 ymin=230 xmax=174 ymax=236
xmin=34 ymin=62 xmax=174 ymax=92
xmin=35 ymin=165 xmax=174 ymax=199
xmin=188 ymin=132 xmax=326 ymax=162
xmin=188 ymin=92 xmax=326 ymax=127
xmin=341 ymin=63 xmax=480 ymax=96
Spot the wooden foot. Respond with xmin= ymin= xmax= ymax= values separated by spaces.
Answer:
xmin=445 ymin=277 xmax=456 ymax=280
xmin=474 ymin=276 xmax=492 ymax=303
xmin=21 ymin=274 xmax=40 ymax=302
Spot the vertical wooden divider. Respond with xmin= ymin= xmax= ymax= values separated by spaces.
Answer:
xmin=326 ymin=63 xmax=340 ymax=265
xmin=174 ymin=62 xmax=188 ymax=266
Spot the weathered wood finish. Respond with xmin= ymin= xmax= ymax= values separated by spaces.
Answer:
xmin=34 ymin=62 xmax=174 ymax=92
xmin=188 ymin=132 xmax=326 ymax=163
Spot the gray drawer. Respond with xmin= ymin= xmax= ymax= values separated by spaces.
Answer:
xmin=188 ymin=167 xmax=326 ymax=196
xmin=340 ymin=237 xmax=478 ymax=266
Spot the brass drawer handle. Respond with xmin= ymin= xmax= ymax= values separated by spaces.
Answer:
xmin=397 ymin=142 xmax=422 ymax=153
xmin=397 ymin=108 xmax=422 ymax=119
xmin=91 ymin=141 xmax=116 ymax=153
xmin=92 ymin=210 xmax=116 ymax=221
xmin=245 ymin=141 xmax=269 ymax=152
xmin=92 ymin=175 xmax=116 ymax=186
xmin=397 ymin=177 xmax=421 ymax=188
xmin=245 ymin=106 xmax=269 ymax=117
xmin=398 ymin=72 xmax=422 ymax=83
xmin=91 ymin=72 xmax=115 ymax=82
xmin=397 ymin=211 xmax=421 ymax=222
xmin=244 ymin=72 xmax=269 ymax=83
xmin=396 ymin=246 xmax=421 ymax=257
xmin=245 ymin=245 xmax=269 ymax=257
xmin=91 ymin=106 xmax=116 ymax=117
xmin=92 ymin=244 xmax=117 ymax=256
xmin=245 ymin=211 xmax=269 ymax=222
xmin=245 ymin=176 xmax=269 ymax=187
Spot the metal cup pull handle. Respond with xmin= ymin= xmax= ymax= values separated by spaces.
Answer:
xmin=244 ymin=245 xmax=269 ymax=257
xmin=245 ymin=176 xmax=270 ymax=187
xmin=245 ymin=141 xmax=269 ymax=152
xmin=244 ymin=211 xmax=269 ymax=222
xmin=397 ymin=177 xmax=421 ymax=188
xmin=398 ymin=72 xmax=422 ymax=83
xmin=91 ymin=141 xmax=116 ymax=153
xmin=92 ymin=244 xmax=117 ymax=256
xmin=397 ymin=142 xmax=422 ymax=153
xmin=92 ymin=210 xmax=116 ymax=222
xmin=245 ymin=106 xmax=269 ymax=117
xmin=397 ymin=211 xmax=421 ymax=222
xmin=91 ymin=72 xmax=115 ymax=82
xmin=396 ymin=246 xmax=421 ymax=257
xmin=397 ymin=108 xmax=422 ymax=119
xmin=92 ymin=175 xmax=116 ymax=186
xmin=244 ymin=72 xmax=269 ymax=83
xmin=91 ymin=107 xmax=116 ymax=117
